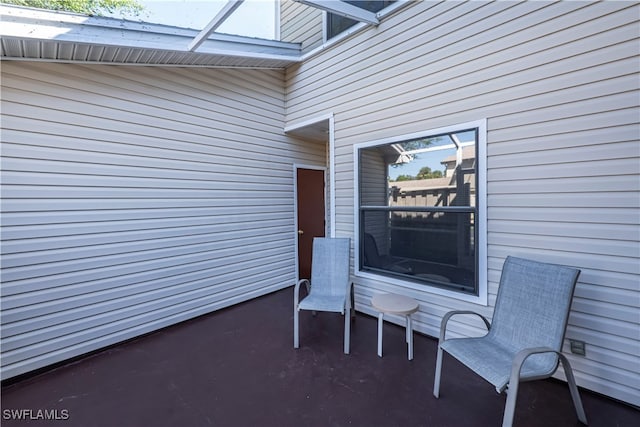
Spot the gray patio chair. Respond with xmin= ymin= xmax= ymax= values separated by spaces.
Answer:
xmin=433 ymin=256 xmax=587 ymax=427
xmin=294 ymin=237 xmax=352 ymax=354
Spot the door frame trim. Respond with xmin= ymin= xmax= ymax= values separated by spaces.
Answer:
xmin=293 ymin=164 xmax=327 ymax=283
xmin=286 ymin=112 xmax=335 ymax=283
xmin=285 ymin=112 xmax=335 ymax=236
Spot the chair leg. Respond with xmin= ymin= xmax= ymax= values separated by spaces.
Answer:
xmin=502 ymin=380 xmax=520 ymax=427
xmin=407 ymin=314 xmax=414 ymax=361
xmin=377 ymin=313 xmax=384 ymax=357
xmin=559 ymin=354 xmax=588 ymax=425
xmin=344 ymin=307 xmax=350 ymax=354
xmin=350 ymin=284 xmax=356 ymax=321
xmin=433 ymin=346 xmax=443 ymax=398
xmin=294 ymin=308 xmax=299 ymax=349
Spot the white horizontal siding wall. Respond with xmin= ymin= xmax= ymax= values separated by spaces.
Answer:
xmin=280 ymin=0 xmax=323 ymax=52
xmin=0 ymin=62 xmax=326 ymax=380
xmin=284 ymin=1 xmax=640 ymax=406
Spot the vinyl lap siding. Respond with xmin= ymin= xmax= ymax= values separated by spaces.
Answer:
xmin=489 ymin=136 xmax=639 ymax=403
xmin=284 ymin=1 xmax=640 ymax=405
xmin=0 ymin=62 xmax=326 ymax=380
xmin=280 ymin=0 xmax=323 ymax=52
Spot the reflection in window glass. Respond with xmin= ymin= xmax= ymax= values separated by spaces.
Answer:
xmin=358 ymin=128 xmax=478 ymax=294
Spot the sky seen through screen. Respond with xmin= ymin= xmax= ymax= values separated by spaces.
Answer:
xmin=107 ymin=0 xmax=276 ymax=39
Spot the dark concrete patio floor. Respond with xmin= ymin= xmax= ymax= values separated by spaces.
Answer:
xmin=2 ymin=287 xmax=638 ymax=427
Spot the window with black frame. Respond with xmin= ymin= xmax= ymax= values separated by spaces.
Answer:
xmin=326 ymin=1 xmax=394 ymax=40
xmin=358 ymin=128 xmax=479 ymax=295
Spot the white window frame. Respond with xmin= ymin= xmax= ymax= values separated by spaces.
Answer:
xmin=320 ymin=1 xmax=409 ymax=44
xmin=353 ymin=119 xmax=488 ymax=305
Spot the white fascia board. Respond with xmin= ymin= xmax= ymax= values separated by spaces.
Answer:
xmin=294 ymin=0 xmax=379 ymax=25
xmin=0 ymin=5 xmax=300 ymax=61
xmin=188 ymin=0 xmax=244 ymax=52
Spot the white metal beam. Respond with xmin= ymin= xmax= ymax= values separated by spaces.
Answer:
xmin=294 ymin=0 xmax=379 ymax=26
xmin=0 ymin=4 xmax=301 ymax=67
xmin=188 ymin=0 xmax=244 ymax=52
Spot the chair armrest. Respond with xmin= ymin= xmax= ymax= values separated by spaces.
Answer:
xmin=504 ymin=347 xmax=587 ymax=424
xmin=294 ymin=279 xmax=310 ymax=310
xmin=501 ymin=346 xmax=562 ymax=394
xmin=439 ymin=310 xmax=491 ymax=343
xmin=511 ymin=346 xmax=559 ymax=379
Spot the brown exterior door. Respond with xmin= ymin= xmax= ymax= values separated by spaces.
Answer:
xmin=296 ymin=168 xmax=326 ymax=280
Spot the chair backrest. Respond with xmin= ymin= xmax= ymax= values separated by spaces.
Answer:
xmin=363 ymin=233 xmax=382 ymax=268
xmin=310 ymin=237 xmax=351 ymax=297
xmin=489 ymin=256 xmax=580 ymax=357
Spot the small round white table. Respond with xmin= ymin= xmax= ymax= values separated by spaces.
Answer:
xmin=371 ymin=293 xmax=419 ymax=360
